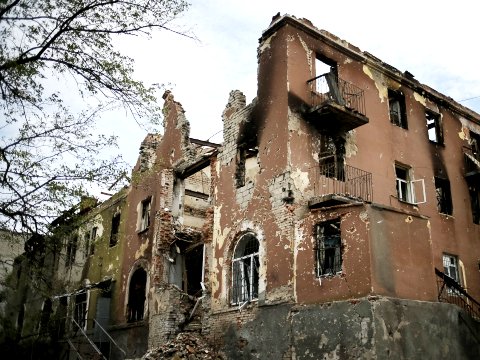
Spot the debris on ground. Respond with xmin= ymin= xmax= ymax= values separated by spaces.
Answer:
xmin=142 ymin=332 xmax=225 ymax=360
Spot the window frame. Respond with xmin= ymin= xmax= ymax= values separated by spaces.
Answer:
xmin=395 ymin=164 xmax=426 ymax=205
xmin=388 ymin=89 xmax=408 ymax=129
xmin=435 ymin=177 xmax=453 ymax=215
xmin=137 ymin=197 xmax=151 ymax=233
xmin=426 ymin=110 xmax=443 ymax=144
xmin=231 ymin=233 xmax=260 ymax=306
xmin=442 ymin=253 xmax=462 ymax=295
xmin=110 ymin=212 xmax=121 ymax=246
xmin=315 ymin=219 xmax=343 ymax=277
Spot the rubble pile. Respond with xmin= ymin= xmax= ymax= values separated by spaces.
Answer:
xmin=143 ymin=332 xmax=224 ymax=360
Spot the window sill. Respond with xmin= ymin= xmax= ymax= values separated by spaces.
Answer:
xmin=428 ymin=140 xmax=445 ymax=147
xmin=136 ymin=227 xmax=149 ymax=235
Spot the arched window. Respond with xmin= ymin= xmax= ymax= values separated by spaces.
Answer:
xmin=127 ymin=268 xmax=147 ymax=322
xmin=231 ymin=233 xmax=259 ymax=305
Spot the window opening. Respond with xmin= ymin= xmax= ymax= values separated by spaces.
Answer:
xmin=388 ymin=89 xmax=407 ymax=129
xmin=426 ymin=110 xmax=443 ymax=144
xmin=395 ymin=164 xmax=425 ymax=204
xmin=110 ymin=213 xmax=120 ymax=246
xmin=90 ymin=227 xmax=97 ymax=255
xmin=231 ymin=234 xmax=259 ymax=305
xmin=471 ymin=131 xmax=480 ymax=161
xmin=74 ymin=292 xmax=88 ymax=329
xmin=443 ymin=254 xmax=462 ymax=295
xmin=315 ymin=219 xmax=342 ymax=277
xmin=84 ymin=232 xmax=90 ymax=257
xmin=435 ymin=177 xmax=453 ymax=215
xmin=319 ymin=134 xmax=345 ymax=180
xmin=127 ymin=268 xmax=147 ymax=322
xmin=65 ymin=235 xmax=78 ymax=268
xmin=469 ymin=183 xmax=480 ymax=224
xmin=138 ymin=198 xmax=151 ymax=232
xmin=39 ymin=299 xmax=52 ymax=333
xmin=185 ymin=244 xmax=204 ymax=296
xmin=235 ymin=147 xmax=247 ymax=188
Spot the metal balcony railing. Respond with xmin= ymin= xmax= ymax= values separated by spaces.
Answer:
xmin=307 ymin=72 xmax=366 ymax=116
xmin=311 ymin=163 xmax=372 ymax=202
xmin=435 ymin=268 xmax=480 ymax=320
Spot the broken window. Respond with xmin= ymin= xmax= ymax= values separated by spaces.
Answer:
xmin=469 ymin=183 xmax=480 ymax=224
xmin=231 ymin=233 xmax=259 ymax=305
xmin=65 ymin=235 xmax=78 ymax=268
xmin=426 ymin=110 xmax=443 ymax=144
xmin=74 ymin=292 xmax=88 ymax=330
xmin=315 ymin=219 xmax=342 ymax=277
xmin=435 ymin=177 xmax=453 ymax=215
xmin=395 ymin=163 xmax=425 ymax=204
xmin=235 ymin=146 xmax=258 ymax=188
xmin=137 ymin=198 xmax=151 ymax=233
xmin=471 ymin=131 xmax=480 ymax=161
xmin=90 ymin=227 xmax=97 ymax=255
xmin=39 ymin=299 xmax=52 ymax=333
xmin=127 ymin=268 xmax=147 ymax=322
xmin=319 ymin=134 xmax=345 ymax=180
xmin=110 ymin=213 xmax=121 ymax=246
xmin=443 ymin=254 xmax=461 ymax=287
xmin=388 ymin=89 xmax=407 ymax=129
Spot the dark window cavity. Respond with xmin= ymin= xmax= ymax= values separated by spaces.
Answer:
xmin=127 ymin=268 xmax=147 ymax=322
xmin=315 ymin=219 xmax=342 ymax=277
xmin=435 ymin=177 xmax=453 ymax=215
xmin=388 ymin=89 xmax=407 ymax=129
xmin=110 ymin=213 xmax=121 ymax=246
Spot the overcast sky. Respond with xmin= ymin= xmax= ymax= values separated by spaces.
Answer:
xmin=104 ymin=0 xmax=480 ymax=167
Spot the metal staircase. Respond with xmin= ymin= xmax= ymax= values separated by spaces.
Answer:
xmin=65 ymin=318 xmax=126 ymax=360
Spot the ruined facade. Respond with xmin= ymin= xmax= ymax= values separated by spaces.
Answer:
xmin=2 ymin=14 xmax=480 ymax=359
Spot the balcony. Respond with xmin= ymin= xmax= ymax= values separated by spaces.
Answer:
xmin=306 ymin=73 xmax=369 ymax=133
xmin=309 ymin=163 xmax=372 ymax=208
xmin=463 ymin=146 xmax=480 ymax=179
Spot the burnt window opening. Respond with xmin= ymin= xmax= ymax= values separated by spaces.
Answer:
xmin=315 ymin=219 xmax=342 ymax=277
xmin=90 ymin=227 xmax=97 ymax=255
xmin=168 ymin=242 xmax=205 ymax=296
xmin=16 ymin=304 xmax=25 ymax=338
xmin=65 ymin=235 xmax=78 ymax=268
xmin=231 ymin=233 xmax=259 ymax=305
xmin=469 ymin=183 xmax=480 ymax=224
xmin=395 ymin=163 xmax=426 ymax=204
xmin=426 ymin=110 xmax=443 ymax=144
xmin=39 ymin=298 xmax=52 ymax=333
xmin=315 ymin=56 xmax=336 ymax=78
xmin=137 ymin=197 xmax=151 ymax=233
xmin=127 ymin=268 xmax=147 ymax=322
xmin=235 ymin=146 xmax=258 ymax=188
xmin=74 ymin=292 xmax=88 ymax=330
xmin=435 ymin=177 xmax=453 ymax=215
xmin=319 ymin=134 xmax=345 ymax=181
xmin=388 ymin=89 xmax=407 ymax=129
xmin=110 ymin=213 xmax=121 ymax=246
xmin=470 ymin=131 xmax=480 ymax=161
xmin=185 ymin=244 xmax=204 ymax=296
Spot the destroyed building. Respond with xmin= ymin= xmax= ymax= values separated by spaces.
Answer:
xmin=1 ymin=14 xmax=480 ymax=360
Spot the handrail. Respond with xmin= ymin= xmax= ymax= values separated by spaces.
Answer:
xmin=71 ymin=318 xmax=107 ymax=360
xmin=435 ymin=268 xmax=480 ymax=320
xmin=93 ymin=318 xmax=127 ymax=357
xmin=67 ymin=338 xmax=84 ymax=360
xmin=306 ymin=72 xmax=366 ymax=116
